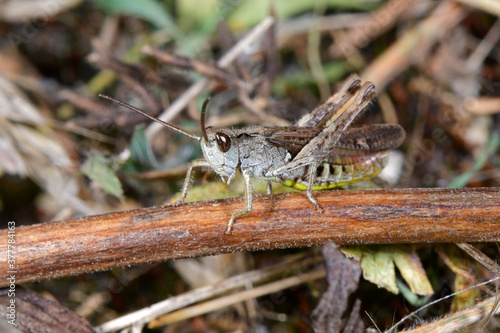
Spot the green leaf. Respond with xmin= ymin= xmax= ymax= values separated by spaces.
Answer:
xmin=392 ymin=247 xmax=433 ymax=296
xmin=228 ymin=0 xmax=377 ymax=30
xmin=436 ymin=245 xmax=481 ymax=311
xmin=176 ymin=0 xmax=222 ymax=32
xmin=273 ymin=61 xmax=352 ymax=96
xmin=120 ymin=126 xmax=157 ymax=173
xmin=361 ymin=247 xmax=398 ymax=294
xmin=342 ymin=245 xmax=433 ymax=296
xmin=92 ymin=0 xmax=179 ymax=32
xmin=169 ymin=171 xmax=297 ymax=204
xmin=449 ymin=131 xmax=500 ymax=188
xmin=342 ymin=245 xmax=398 ymax=294
xmin=396 ymin=278 xmax=431 ymax=307
xmin=81 ymin=151 xmax=124 ymax=200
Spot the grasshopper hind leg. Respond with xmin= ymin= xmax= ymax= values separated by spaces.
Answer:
xmin=306 ymin=164 xmax=321 ymax=208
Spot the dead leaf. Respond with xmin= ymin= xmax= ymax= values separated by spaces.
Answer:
xmin=312 ymin=242 xmax=363 ymax=333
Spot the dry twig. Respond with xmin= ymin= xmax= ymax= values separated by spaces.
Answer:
xmin=362 ymin=2 xmax=469 ymax=91
xmin=0 ymin=187 xmax=498 ymax=287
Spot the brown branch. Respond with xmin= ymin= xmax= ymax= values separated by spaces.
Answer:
xmin=1 ymin=187 xmax=499 ymax=287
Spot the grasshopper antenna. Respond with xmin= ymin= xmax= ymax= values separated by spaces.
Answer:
xmin=99 ymin=94 xmax=200 ymax=141
xmin=200 ymin=97 xmax=211 ymax=142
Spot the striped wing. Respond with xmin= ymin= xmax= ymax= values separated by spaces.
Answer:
xmin=265 ymin=124 xmax=405 ymax=165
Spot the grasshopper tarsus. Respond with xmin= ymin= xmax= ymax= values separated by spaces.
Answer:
xmin=165 ymin=200 xmax=183 ymax=208
xmin=266 ymin=181 xmax=272 ymax=195
xmin=306 ymin=183 xmax=323 ymax=212
xmin=225 ymin=170 xmax=254 ymax=234
xmin=226 ymin=210 xmax=248 ymax=234
xmin=306 ymin=189 xmax=320 ymax=207
xmin=100 ymin=74 xmax=405 ymax=234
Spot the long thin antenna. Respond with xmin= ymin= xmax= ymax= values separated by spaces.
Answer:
xmin=200 ymin=97 xmax=211 ymax=143
xmin=99 ymin=94 xmax=200 ymax=141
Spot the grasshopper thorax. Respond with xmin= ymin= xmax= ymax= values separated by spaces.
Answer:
xmin=200 ymin=127 xmax=239 ymax=184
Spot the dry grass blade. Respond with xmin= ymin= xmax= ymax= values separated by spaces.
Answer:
xmin=455 ymin=0 xmax=500 ymax=16
xmin=148 ymin=268 xmax=326 ymax=328
xmin=142 ymin=46 xmax=246 ymax=88
xmin=276 ymin=13 xmax=367 ymax=47
xmin=96 ymin=255 xmax=321 ymax=332
xmin=464 ymin=97 xmax=500 ymax=115
xmin=330 ymin=0 xmax=418 ymax=58
xmin=387 ymin=243 xmax=500 ymax=332
xmin=362 ymin=2 xmax=468 ymax=90
xmin=456 ymin=243 xmax=500 ymax=277
xmin=396 ymin=295 xmax=500 ymax=333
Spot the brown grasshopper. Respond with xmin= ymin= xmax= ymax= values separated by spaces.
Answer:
xmin=100 ymin=74 xmax=405 ymax=233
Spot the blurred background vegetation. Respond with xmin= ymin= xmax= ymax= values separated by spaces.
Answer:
xmin=0 ymin=0 xmax=499 ymax=332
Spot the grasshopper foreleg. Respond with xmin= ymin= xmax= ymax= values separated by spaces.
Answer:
xmin=162 ymin=159 xmax=212 ymax=207
xmin=226 ymin=169 xmax=253 ymax=234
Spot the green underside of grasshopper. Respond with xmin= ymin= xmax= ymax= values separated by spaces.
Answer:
xmin=282 ymin=152 xmax=388 ymax=191
xmin=284 ymin=167 xmax=383 ymax=191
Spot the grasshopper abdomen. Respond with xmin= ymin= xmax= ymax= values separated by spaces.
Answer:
xmin=279 ymin=152 xmax=389 ymax=191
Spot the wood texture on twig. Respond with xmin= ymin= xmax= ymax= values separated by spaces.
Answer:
xmin=1 ymin=187 xmax=498 ymax=287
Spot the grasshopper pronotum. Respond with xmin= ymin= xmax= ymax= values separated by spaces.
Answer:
xmin=100 ymin=74 xmax=405 ymax=233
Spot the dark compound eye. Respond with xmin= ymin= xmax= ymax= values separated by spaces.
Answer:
xmin=215 ymin=132 xmax=231 ymax=152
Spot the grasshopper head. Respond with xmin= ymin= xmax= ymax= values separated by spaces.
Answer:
xmin=98 ymin=94 xmax=241 ymax=184
xmin=201 ymin=128 xmax=239 ymax=184
xmin=99 ymin=95 xmax=239 ymax=184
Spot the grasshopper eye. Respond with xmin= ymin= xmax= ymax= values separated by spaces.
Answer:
xmin=215 ymin=132 xmax=231 ymax=152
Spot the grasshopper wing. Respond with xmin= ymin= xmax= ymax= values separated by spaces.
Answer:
xmin=324 ymin=124 xmax=405 ymax=165
xmin=265 ymin=123 xmax=405 ymax=166
xmin=294 ymin=74 xmax=361 ymax=128
xmin=268 ymin=81 xmax=376 ymax=175
xmin=264 ymin=127 xmax=321 ymax=154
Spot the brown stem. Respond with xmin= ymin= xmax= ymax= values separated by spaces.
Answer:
xmin=1 ymin=187 xmax=499 ymax=287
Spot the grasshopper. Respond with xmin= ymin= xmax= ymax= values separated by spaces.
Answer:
xmin=100 ymin=74 xmax=405 ymax=233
